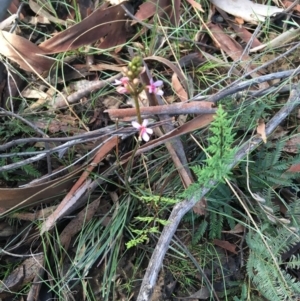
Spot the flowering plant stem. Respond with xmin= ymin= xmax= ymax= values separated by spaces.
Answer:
xmin=132 ymin=91 xmax=142 ymax=125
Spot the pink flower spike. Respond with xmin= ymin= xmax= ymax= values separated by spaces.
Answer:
xmin=146 ymin=79 xmax=164 ymax=95
xmin=132 ymin=119 xmax=153 ymax=142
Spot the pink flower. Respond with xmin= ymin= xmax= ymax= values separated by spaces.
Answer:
xmin=116 ymin=86 xmax=128 ymax=94
xmin=114 ymin=77 xmax=129 ymax=86
xmin=146 ymin=78 xmax=164 ymax=96
xmin=132 ymin=119 xmax=153 ymax=142
xmin=114 ymin=77 xmax=129 ymax=94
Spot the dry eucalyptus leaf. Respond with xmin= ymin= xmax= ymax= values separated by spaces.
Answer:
xmin=39 ymin=4 xmax=131 ymax=54
xmin=256 ymin=119 xmax=267 ymax=143
xmin=210 ymin=0 xmax=283 ymax=24
xmin=222 ymin=223 xmax=245 ymax=234
xmin=0 ymin=30 xmax=53 ymax=74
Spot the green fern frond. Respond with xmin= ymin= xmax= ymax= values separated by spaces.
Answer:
xmin=286 ymin=198 xmax=300 ymax=225
xmin=285 ymin=255 xmax=300 ymax=269
xmin=184 ymin=105 xmax=237 ymax=198
xmin=192 ymin=220 xmax=208 ymax=245
xmin=247 ymin=227 xmax=300 ymax=301
xmin=231 ymin=94 xmax=276 ymax=132
xmin=209 ymin=211 xmax=223 ymax=239
xmin=240 ymin=141 xmax=300 ymax=190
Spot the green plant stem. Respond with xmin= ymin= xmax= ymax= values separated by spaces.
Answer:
xmin=133 ymin=92 xmax=142 ymax=124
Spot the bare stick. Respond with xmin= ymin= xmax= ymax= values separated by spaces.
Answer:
xmin=0 ymin=108 xmax=53 ymax=175
xmin=51 ymin=73 xmax=122 ymax=108
xmin=136 ymin=87 xmax=300 ymax=301
xmin=105 ymin=101 xmax=216 ymax=118
xmin=194 ymin=68 xmax=300 ymax=103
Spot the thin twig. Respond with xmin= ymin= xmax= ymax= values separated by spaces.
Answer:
xmin=0 ymin=248 xmax=43 ymax=258
xmin=194 ymin=40 xmax=300 ymax=100
xmin=0 ymin=108 xmax=53 ymax=175
xmin=193 ymin=68 xmax=300 ymax=103
xmin=0 ymin=125 xmax=120 ymax=151
xmin=0 ymin=119 xmax=172 ymax=152
xmin=136 ymin=87 xmax=300 ymax=301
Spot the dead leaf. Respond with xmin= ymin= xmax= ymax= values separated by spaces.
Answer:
xmin=230 ymin=23 xmax=262 ymax=48
xmin=134 ymin=1 xmax=159 ymax=23
xmin=235 ymin=16 xmax=244 ymax=25
xmin=283 ymin=0 xmax=300 ymax=13
xmin=210 ymin=0 xmax=283 ymax=24
xmin=283 ymin=134 xmax=300 ymax=153
xmin=193 ymin=197 xmax=207 ymax=215
xmin=257 ymin=119 xmax=267 ymax=143
xmin=0 ymin=30 xmax=53 ymax=74
xmin=39 ymin=4 xmax=131 ymax=54
xmin=0 ymin=165 xmax=84 ymax=214
xmin=222 ymin=223 xmax=245 ymax=234
xmin=89 ymin=63 xmax=125 ymax=72
xmin=213 ymin=239 xmax=237 ymax=254
xmin=171 ymin=73 xmax=188 ymax=101
xmin=185 ymin=0 xmax=204 ymax=12
xmin=287 ymin=163 xmax=300 ymax=173
xmin=208 ymin=23 xmax=251 ymax=64
xmin=208 ymin=24 xmax=268 ymax=89
xmin=134 ymin=0 xmax=181 ymax=26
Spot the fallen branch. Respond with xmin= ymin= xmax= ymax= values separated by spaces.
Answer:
xmin=136 ymin=87 xmax=300 ymax=301
xmin=51 ymin=73 xmax=122 ymax=108
xmin=104 ymin=101 xmax=216 ymax=119
xmin=195 ymin=68 xmax=300 ymax=103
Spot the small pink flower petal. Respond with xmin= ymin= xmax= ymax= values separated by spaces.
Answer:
xmin=153 ymin=80 xmax=163 ymax=87
xmin=146 ymin=85 xmax=154 ymax=93
xmin=142 ymin=119 xmax=149 ymax=127
xmin=132 ymin=121 xmax=141 ymax=129
xmin=156 ymin=89 xmax=164 ymax=96
xmin=114 ymin=79 xmax=122 ymax=85
xmin=131 ymin=119 xmax=152 ymax=141
xmin=116 ymin=86 xmax=128 ymax=94
xmin=146 ymin=128 xmax=153 ymax=134
xmin=114 ymin=77 xmax=129 ymax=86
xmin=146 ymin=78 xmax=163 ymax=94
xmin=142 ymin=132 xmax=150 ymax=142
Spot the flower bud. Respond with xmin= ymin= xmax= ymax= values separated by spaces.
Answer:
xmin=133 ymin=78 xmax=139 ymax=85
